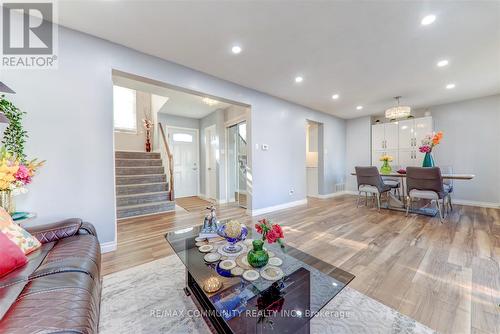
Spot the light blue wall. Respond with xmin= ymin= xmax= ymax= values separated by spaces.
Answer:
xmin=3 ymin=24 xmax=346 ymax=244
xmin=345 ymin=117 xmax=372 ymax=191
xmin=429 ymin=95 xmax=500 ymax=203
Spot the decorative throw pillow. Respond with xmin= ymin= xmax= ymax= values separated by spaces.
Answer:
xmin=0 ymin=231 xmax=28 ymax=277
xmin=0 ymin=207 xmax=41 ymax=254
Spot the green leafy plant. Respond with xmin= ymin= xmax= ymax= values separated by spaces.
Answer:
xmin=0 ymin=95 xmax=27 ymax=162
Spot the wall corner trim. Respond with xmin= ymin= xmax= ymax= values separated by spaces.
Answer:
xmin=101 ymin=241 xmax=117 ymax=253
xmin=251 ymin=199 xmax=307 ymax=217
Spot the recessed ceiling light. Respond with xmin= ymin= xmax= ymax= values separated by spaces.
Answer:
xmin=356 ymin=105 xmax=363 ymax=110
xmin=437 ymin=59 xmax=449 ymax=67
xmin=421 ymin=14 xmax=436 ymax=26
xmin=332 ymin=94 xmax=339 ymax=100
xmin=231 ymin=45 xmax=242 ymax=54
xmin=295 ymin=76 xmax=303 ymax=83
xmin=446 ymin=83 xmax=456 ymax=89
xmin=420 ymin=15 xmax=436 ymax=26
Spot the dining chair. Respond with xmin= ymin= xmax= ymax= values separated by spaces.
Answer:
xmin=440 ymin=165 xmax=454 ymax=213
xmin=382 ymin=164 xmax=401 ymax=199
xmin=355 ymin=166 xmax=392 ymax=211
xmin=405 ymin=167 xmax=450 ymax=222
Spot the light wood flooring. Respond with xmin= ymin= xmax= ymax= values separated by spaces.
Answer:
xmin=102 ymin=195 xmax=500 ymax=334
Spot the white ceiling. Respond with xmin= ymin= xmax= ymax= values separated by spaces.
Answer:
xmin=57 ymin=1 xmax=500 ymax=119
xmin=113 ymin=75 xmax=234 ymax=119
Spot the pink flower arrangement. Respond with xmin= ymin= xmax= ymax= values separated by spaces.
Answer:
xmin=14 ymin=164 xmax=32 ymax=185
xmin=255 ymin=218 xmax=285 ymax=248
xmin=419 ymin=131 xmax=443 ymax=153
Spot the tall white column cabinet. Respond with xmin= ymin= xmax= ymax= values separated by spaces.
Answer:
xmin=371 ymin=116 xmax=433 ymax=168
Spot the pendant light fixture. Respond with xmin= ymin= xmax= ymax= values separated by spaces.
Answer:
xmin=385 ymin=96 xmax=411 ymax=120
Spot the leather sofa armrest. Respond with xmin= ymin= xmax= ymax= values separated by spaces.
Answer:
xmin=25 ymin=218 xmax=83 ymax=244
xmin=78 ymin=222 xmax=98 ymax=240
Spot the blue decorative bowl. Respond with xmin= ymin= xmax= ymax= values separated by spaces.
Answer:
xmin=217 ymin=222 xmax=248 ymax=254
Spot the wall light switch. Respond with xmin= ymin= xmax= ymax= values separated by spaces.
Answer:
xmin=261 ymin=144 xmax=269 ymax=151
xmin=255 ymin=143 xmax=259 ymax=150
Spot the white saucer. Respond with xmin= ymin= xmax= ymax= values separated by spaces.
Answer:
xmin=204 ymin=253 xmax=221 ymax=263
xmin=260 ymin=266 xmax=284 ymax=281
xmin=243 ymin=270 xmax=259 ymax=281
xmin=268 ymin=257 xmax=283 ymax=266
xmin=219 ymin=259 xmax=236 ymax=270
xmin=195 ymin=237 xmax=206 ymax=242
xmin=198 ymin=245 xmax=213 ymax=253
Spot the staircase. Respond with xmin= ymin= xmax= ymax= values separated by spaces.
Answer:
xmin=115 ymin=151 xmax=175 ymax=219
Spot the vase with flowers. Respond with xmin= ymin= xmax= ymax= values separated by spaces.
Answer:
xmin=0 ymin=147 xmax=44 ymax=214
xmin=379 ymin=154 xmax=393 ymax=174
xmin=419 ymin=131 xmax=443 ymax=167
xmin=248 ymin=219 xmax=285 ymax=268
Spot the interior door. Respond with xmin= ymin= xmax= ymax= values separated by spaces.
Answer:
xmin=205 ymin=125 xmax=217 ymax=200
xmin=168 ymin=127 xmax=199 ymax=198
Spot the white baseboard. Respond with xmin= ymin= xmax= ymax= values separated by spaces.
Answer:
xmin=309 ymin=191 xmax=356 ymax=199
xmin=100 ymin=241 xmax=117 ymax=253
xmin=251 ymin=199 xmax=307 ymax=216
xmin=451 ymin=199 xmax=500 ymax=209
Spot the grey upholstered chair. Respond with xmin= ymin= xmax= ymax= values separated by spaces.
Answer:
xmin=405 ymin=167 xmax=450 ymax=222
xmin=440 ymin=165 xmax=454 ymax=213
xmin=355 ymin=166 xmax=392 ymax=211
xmin=382 ymin=164 xmax=401 ymax=199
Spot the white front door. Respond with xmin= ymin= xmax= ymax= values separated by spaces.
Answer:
xmin=205 ymin=125 xmax=217 ymax=200
xmin=168 ymin=127 xmax=199 ymax=198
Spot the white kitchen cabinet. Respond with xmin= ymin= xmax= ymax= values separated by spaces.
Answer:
xmin=414 ymin=117 xmax=433 ymax=146
xmin=398 ymin=119 xmax=414 ymax=149
xmin=384 ymin=123 xmax=399 ymax=150
xmin=371 ymin=116 xmax=433 ymax=168
xmin=371 ymin=122 xmax=399 ymax=151
xmin=399 ymin=149 xmax=418 ymax=168
xmin=372 ymin=124 xmax=385 ymax=151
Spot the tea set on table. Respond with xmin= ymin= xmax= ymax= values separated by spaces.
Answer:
xmin=197 ymin=206 xmax=284 ymax=292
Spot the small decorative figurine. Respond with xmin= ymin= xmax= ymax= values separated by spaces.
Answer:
xmin=199 ymin=205 xmax=220 ymax=238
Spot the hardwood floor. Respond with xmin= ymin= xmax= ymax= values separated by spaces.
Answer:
xmin=102 ymin=195 xmax=500 ymax=334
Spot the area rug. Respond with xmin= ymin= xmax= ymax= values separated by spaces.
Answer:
xmin=99 ymin=256 xmax=437 ymax=334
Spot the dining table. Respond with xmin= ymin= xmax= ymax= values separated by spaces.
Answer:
xmin=350 ymin=171 xmax=475 ymax=216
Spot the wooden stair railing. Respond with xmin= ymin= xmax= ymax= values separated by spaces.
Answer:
xmin=158 ymin=123 xmax=174 ymax=201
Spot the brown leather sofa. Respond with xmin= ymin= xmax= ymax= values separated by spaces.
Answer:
xmin=0 ymin=218 xmax=101 ymax=333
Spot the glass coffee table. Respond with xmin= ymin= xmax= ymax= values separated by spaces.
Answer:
xmin=165 ymin=222 xmax=354 ymax=333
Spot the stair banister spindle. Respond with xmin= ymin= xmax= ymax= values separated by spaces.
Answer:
xmin=158 ymin=123 xmax=174 ymax=201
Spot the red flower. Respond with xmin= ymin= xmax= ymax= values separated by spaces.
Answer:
xmin=255 ymin=223 xmax=263 ymax=234
xmin=272 ymin=224 xmax=284 ymax=239
xmin=266 ymin=229 xmax=278 ymax=244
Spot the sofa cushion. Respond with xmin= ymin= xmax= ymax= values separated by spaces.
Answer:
xmin=0 ymin=242 xmax=54 ymax=320
xmin=0 ymin=272 xmax=100 ymax=334
xmin=0 ymin=207 xmax=41 ymax=255
xmin=33 ymin=234 xmax=101 ymax=281
xmin=0 ymin=232 xmax=28 ymax=278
